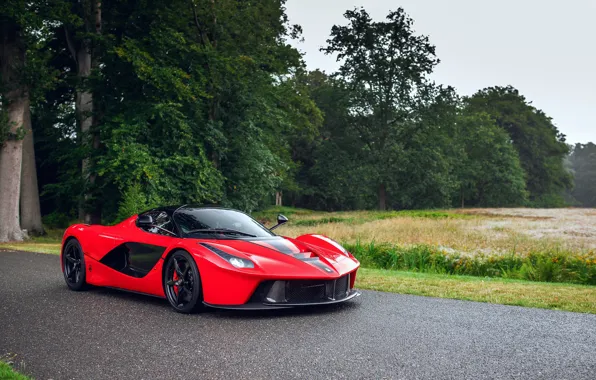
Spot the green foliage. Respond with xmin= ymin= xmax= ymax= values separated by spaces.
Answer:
xmin=321 ymin=8 xmax=445 ymax=210
xmin=294 ymin=217 xmax=352 ymax=227
xmin=42 ymin=212 xmax=72 ymax=229
xmin=115 ymin=183 xmax=163 ymax=224
xmin=34 ymin=0 xmax=320 ymax=220
xmin=466 ymin=86 xmax=572 ymax=206
xmin=569 ymin=142 xmax=596 ymax=207
xmin=455 ymin=110 xmax=529 ymax=207
xmin=251 ymin=206 xmax=314 ymax=224
xmin=0 ymin=108 xmax=8 ymax=145
xmin=19 ymin=2 xmax=584 ymax=224
xmin=0 ymin=361 xmax=32 ymax=380
xmin=345 ymin=242 xmax=596 ymax=285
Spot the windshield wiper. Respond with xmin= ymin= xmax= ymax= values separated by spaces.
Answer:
xmin=185 ymin=228 xmax=256 ymax=237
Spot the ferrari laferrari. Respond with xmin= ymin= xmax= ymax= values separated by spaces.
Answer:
xmin=61 ymin=206 xmax=360 ymax=313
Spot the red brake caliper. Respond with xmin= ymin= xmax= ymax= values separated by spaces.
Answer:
xmin=173 ymin=270 xmax=179 ymax=296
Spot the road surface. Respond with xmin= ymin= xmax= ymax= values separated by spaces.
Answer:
xmin=1 ymin=250 xmax=595 ymax=379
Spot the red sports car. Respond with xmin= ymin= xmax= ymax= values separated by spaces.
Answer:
xmin=61 ymin=206 xmax=360 ymax=313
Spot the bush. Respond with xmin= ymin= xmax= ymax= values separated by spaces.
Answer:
xmin=42 ymin=212 xmax=72 ymax=229
xmin=344 ymin=241 xmax=596 ymax=285
xmin=294 ymin=217 xmax=352 ymax=227
xmin=114 ymin=183 xmax=162 ymax=224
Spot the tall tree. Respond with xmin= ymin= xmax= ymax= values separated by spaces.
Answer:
xmin=0 ymin=14 xmax=27 ymax=242
xmin=322 ymin=8 xmax=440 ymax=210
xmin=20 ymin=98 xmax=44 ymax=235
xmin=455 ymin=110 xmax=528 ymax=207
xmin=63 ymin=0 xmax=102 ymax=223
xmin=466 ymin=86 xmax=572 ymax=206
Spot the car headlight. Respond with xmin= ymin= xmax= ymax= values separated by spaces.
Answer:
xmin=200 ymin=243 xmax=255 ymax=269
xmin=228 ymin=256 xmax=254 ymax=269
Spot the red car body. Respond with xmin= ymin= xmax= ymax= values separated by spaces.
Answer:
xmin=61 ymin=208 xmax=360 ymax=309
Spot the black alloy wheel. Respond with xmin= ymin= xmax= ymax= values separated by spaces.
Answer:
xmin=164 ymin=250 xmax=203 ymax=313
xmin=62 ymin=239 xmax=88 ymax=291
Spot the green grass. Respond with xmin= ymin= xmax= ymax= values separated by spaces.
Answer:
xmin=358 ymin=268 xmax=596 ymax=314
xmin=294 ymin=217 xmax=353 ymax=227
xmin=0 ymin=361 xmax=32 ymax=380
xmin=0 ymin=229 xmax=62 ymax=255
xmin=251 ymin=206 xmax=314 ymax=223
xmin=346 ymin=241 xmax=596 ymax=285
xmin=270 ymin=208 xmax=469 ymax=227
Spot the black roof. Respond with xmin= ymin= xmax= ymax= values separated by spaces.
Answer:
xmin=140 ymin=204 xmax=235 ymax=217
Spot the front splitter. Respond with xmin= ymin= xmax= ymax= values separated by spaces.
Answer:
xmin=203 ymin=290 xmax=361 ymax=310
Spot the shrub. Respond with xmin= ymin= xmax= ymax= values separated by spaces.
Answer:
xmin=294 ymin=217 xmax=352 ymax=227
xmin=115 ymin=183 xmax=162 ymax=224
xmin=344 ymin=241 xmax=596 ymax=285
xmin=42 ymin=212 xmax=72 ymax=229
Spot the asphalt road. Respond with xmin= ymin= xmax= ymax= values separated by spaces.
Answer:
xmin=1 ymin=251 xmax=595 ymax=380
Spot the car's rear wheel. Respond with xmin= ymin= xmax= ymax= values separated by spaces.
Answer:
xmin=62 ymin=239 xmax=88 ymax=291
xmin=164 ymin=250 xmax=204 ymax=313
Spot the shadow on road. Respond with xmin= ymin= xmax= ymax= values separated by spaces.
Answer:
xmin=55 ymin=283 xmax=361 ymax=319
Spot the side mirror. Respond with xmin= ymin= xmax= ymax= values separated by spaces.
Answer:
xmin=136 ymin=215 xmax=154 ymax=227
xmin=270 ymin=214 xmax=288 ymax=231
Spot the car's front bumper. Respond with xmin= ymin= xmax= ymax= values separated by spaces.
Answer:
xmin=203 ymin=273 xmax=360 ymax=309
xmin=203 ymin=290 xmax=361 ymax=310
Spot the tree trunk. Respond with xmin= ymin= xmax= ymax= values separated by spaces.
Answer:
xmin=378 ymin=183 xmax=387 ymax=211
xmin=0 ymin=23 xmax=26 ymax=242
xmin=76 ymin=41 xmax=93 ymax=222
xmin=461 ymin=186 xmax=465 ymax=208
xmin=20 ymin=99 xmax=44 ymax=235
xmin=76 ymin=0 xmax=101 ymax=224
xmin=275 ymin=191 xmax=283 ymax=206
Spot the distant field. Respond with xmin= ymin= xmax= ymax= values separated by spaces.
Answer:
xmin=264 ymin=207 xmax=596 ymax=256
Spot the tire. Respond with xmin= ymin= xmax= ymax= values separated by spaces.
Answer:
xmin=62 ymin=239 xmax=88 ymax=291
xmin=163 ymin=250 xmax=204 ymax=313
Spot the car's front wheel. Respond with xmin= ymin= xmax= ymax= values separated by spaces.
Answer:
xmin=164 ymin=250 xmax=204 ymax=313
xmin=62 ymin=238 xmax=88 ymax=291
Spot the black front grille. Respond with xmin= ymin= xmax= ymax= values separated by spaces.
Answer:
xmin=334 ymin=274 xmax=350 ymax=300
xmin=286 ymin=280 xmax=327 ymax=303
xmin=257 ymin=274 xmax=352 ymax=305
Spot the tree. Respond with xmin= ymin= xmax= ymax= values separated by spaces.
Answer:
xmin=322 ymin=8 xmax=440 ymax=210
xmin=287 ymin=70 xmax=375 ymax=211
xmin=455 ymin=110 xmax=528 ymax=207
xmin=0 ymin=12 xmax=28 ymax=242
xmin=569 ymin=143 xmax=596 ymax=207
xmin=20 ymin=98 xmax=44 ymax=235
xmin=31 ymin=0 xmax=318 ymax=222
xmin=62 ymin=0 xmax=102 ymax=223
xmin=466 ymin=86 xmax=572 ymax=206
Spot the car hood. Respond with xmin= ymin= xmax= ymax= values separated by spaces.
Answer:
xmin=197 ymin=235 xmax=358 ymax=277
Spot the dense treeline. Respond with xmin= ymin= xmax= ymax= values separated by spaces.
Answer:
xmin=0 ymin=2 xmax=590 ymax=241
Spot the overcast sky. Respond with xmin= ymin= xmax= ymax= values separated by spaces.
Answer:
xmin=286 ymin=0 xmax=595 ymax=145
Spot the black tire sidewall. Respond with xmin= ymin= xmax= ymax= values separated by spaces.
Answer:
xmin=63 ymin=239 xmax=87 ymax=291
xmin=164 ymin=250 xmax=203 ymax=313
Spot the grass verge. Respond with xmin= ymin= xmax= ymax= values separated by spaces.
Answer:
xmin=346 ymin=242 xmax=596 ymax=285
xmin=358 ymin=268 xmax=596 ymax=314
xmin=0 ymin=243 xmax=60 ymax=255
xmin=0 ymin=361 xmax=32 ymax=380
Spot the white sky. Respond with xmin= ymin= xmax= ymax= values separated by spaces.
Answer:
xmin=286 ymin=0 xmax=595 ymax=144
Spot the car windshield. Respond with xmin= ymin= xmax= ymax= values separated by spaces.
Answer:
xmin=174 ymin=208 xmax=274 ymax=238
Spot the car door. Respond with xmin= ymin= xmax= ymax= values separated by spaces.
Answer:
xmin=99 ymin=210 xmax=177 ymax=292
